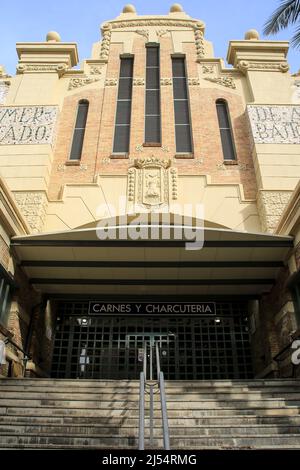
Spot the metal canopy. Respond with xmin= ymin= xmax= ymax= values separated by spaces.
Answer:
xmin=11 ymin=224 xmax=293 ymax=297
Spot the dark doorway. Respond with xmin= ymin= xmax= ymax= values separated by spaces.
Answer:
xmin=51 ymin=301 xmax=253 ymax=380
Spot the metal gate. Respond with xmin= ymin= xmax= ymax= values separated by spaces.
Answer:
xmin=51 ymin=301 xmax=253 ymax=380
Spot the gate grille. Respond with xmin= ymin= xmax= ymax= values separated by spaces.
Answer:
xmin=51 ymin=301 xmax=253 ymax=380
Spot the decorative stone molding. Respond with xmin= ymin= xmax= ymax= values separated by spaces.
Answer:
xmin=257 ymin=190 xmax=293 ymax=233
xmin=188 ymin=78 xmax=200 ymax=86
xmin=127 ymin=157 xmax=177 ymax=210
xmin=111 ymin=20 xmax=203 ymax=29
xmin=90 ymin=66 xmax=103 ymax=75
xmin=100 ymin=23 xmax=112 ymax=62
xmin=238 ymin=60 xmax=289 ymax=74
xmin=156 ymin=30 xmax=170 ymax=38
xmin=160 ymin=78 xmax=172 ymax=86
xmin=17 ymin=64 xmax=68 ymax=77
xmin=105 ymin=78 xmax=118 ymax=86
xmin=14 ymin=192 xmax=48 ymax=233
xmin=162 ymin=146 xmax=170 ymax=153
xmin=135 ymin=144 xmax=144 ymax=152
xmin=135 ymin=30 xmax=149 ymax=40
xmin=204 ymin=76 xmax=236 ymax=89
xmin=202 ymin=65 xmax=214 ymax=74
xmin=133 ymin=78 xmax=145 ymax=86
xmin=57 ymin=163 xmax=88 ymax=171
xmin=247 ymin=105 xmax=300 ymax=144
xmin=216 ymin=162 xmax=249 ymax=171
xmin=0 ymin=106 xmax=58 ymax=145
xmin=68 ymin=77 xmax=100 ymax=90
xmin=194 ymin=23 xmax=205 ymax=60
xmin=170 ymin=168 xmax=178 ymax=200
xmin=0 ymin=83 xmax=9 ymax=105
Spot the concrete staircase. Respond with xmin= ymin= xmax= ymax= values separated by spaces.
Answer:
xmin=0 ymin=379 xmax=300 ymax=449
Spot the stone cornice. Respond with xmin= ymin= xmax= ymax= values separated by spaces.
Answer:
xmin=104 ymin=17 xmax=205 ymax=32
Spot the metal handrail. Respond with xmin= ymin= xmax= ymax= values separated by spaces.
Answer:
xmin=156 ymin=341 xmax=170 ymax=450
xmin=138 ymin=339 xmax=170 ymax=450
xmin=139 ymin=370 xmax=145 ymax=450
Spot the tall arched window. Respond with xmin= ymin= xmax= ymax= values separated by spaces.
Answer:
xmin=69 ymin=100 xmax=89 ymax=160
xmin=216 ymin=99 xmax=236 ymax=161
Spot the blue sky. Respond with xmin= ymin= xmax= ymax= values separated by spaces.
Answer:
xmin=0 ymin=0 xmax=299 ymax=74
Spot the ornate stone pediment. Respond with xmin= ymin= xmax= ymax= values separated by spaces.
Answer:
xmin=127 ymin=157 xmax=178 ymax=211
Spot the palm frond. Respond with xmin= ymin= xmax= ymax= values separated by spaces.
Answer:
xmin=291 ymin=22 xmax=300 ymax=46
xmin=264 ymin=0 xmax=300 ymax=36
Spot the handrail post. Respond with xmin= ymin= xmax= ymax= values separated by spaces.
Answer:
xmin=156 ymin=341 xmax=160 ymax=378
xmin=139 ymin=371 xmax=145 ymax=450
xmin=159 ymin=371 xmax=170 ymax=450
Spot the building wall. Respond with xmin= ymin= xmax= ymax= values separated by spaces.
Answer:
xmin=0 ymin=5 xmax=300 ymax=379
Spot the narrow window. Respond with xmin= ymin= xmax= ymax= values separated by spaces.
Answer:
xmin=172 ymin=57 xmax=192 ymax=153
xmin=145 ymin=45 xmax=161 ymax=145
xmin=69 ymin=100 xmax=89 ymax=161
xmin=113 ymin=57 xmax=134 ymax=154
xmin=216 ymin=99 xmax=236 ymax=161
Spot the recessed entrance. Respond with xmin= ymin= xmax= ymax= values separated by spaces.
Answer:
xmin=51 ymin=301 xmax=253 ymax=380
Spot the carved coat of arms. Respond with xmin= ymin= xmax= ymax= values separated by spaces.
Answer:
xmin=127 ymin=157 xmax=178 ymax=212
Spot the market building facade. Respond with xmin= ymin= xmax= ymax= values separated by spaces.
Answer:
xmin=0 ymin=3 xmax=300 ymax=449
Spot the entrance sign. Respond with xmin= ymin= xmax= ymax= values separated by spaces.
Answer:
xmin=88 ymin=302 xmax=216 ymax=316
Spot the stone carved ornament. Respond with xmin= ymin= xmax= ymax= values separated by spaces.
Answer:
xmin=133 ymin=78 xmax=145 ymax=86
xmin=204 ymin=76 xmax=236 ymax=89
xmin=160 ymin=78 xmax=172 ymax=86
xmin=100 ymin=23 xmax=112 ymax=61
xmin=17 ymin=64 xmax=68 ymax=77
xmin=68 ymin=77 xmax=100 ymax=90
xmin=127 ymin=157 xmax=178 ymax=210
xmin=111 ymin=20 xmax=202 ymax=29
xmin=105 ymin=78 xmax=118 ymax=86
xmin=238 ymin=60 xmax=289 ymax=74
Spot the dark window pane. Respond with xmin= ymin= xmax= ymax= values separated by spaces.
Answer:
xmin=145 ymin=116 xmax=161 ymax=143
xmin=216 ymin=102 xmax=230 ymax=128
xmin=146 ymin=47 xmax=159 ymax=67
xmin=220 ymin=129 xmax=235 ymax=160
xmin=76 ymin=103 xmax=89 ymax=128
xmin=172 ymin=58 xmax=186 ymax=77
xmin=115 ymin=101 xmax=131 ymax=125
xmin=119 ymin=59 xmax=134 ymax=77
xmin=173 ymin=78 xmax=188 ymax=99
xmin=118 ymin=78 xmax=133 ymax=100
xmin=146 ymin=90 xmax=160 ymax=115
xmin=174 ymin=100 xmax=190 ymax=124
xmin=175 ymin=125 xmax=192 ymax=153
xmin=113 ymin=126 xmax=130 ymax=153
xmin=70 ymin=129 xmax=85 ymax=160
xmin=146 ymin=68 xmax=159 ymax=89
xmin=113 ymin=58 xmax=133 ymax=153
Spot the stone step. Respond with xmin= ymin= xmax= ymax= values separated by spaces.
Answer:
xmin=3 ymin=406 xmax=300 ymax=418
xmin=1 ymin=434 xmax=300 ymax=449
xmin=1 ymin=378 xmax=299 ymax=388
xmin=3 ymin=385 xmax=300 ymax=395
xmin=2 ymin=414 xmax=300 ymax=426
xmin=0 ymin=423 xmax=300 ymax=437
xmin=1 ymin=396 xmax=300 ymax=408
xmin=2 ymin=391 xmax=300 ymax=403
xmin=1 ymin=389 xmax=300 ymax=400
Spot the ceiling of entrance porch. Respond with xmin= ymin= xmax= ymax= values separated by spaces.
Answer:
xmin=11 ymin=226 xmax=293 ymax=297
